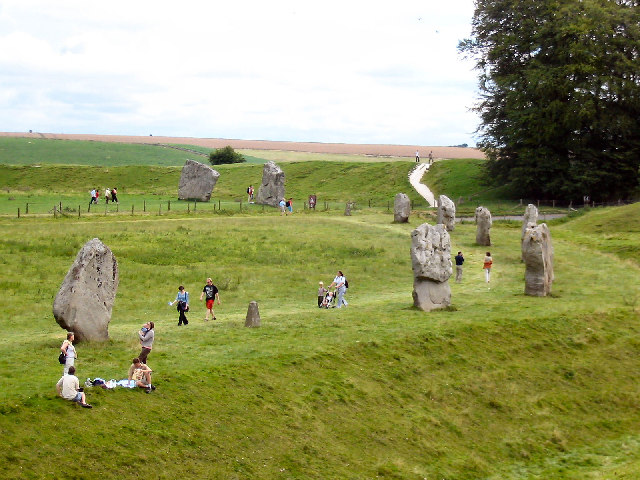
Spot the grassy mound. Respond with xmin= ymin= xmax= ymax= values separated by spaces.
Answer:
xmin=0 ymin=206 xmax=639 ymax=479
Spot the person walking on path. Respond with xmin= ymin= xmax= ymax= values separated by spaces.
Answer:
xmin=483 ymin=252 xmax=493 ymax=285
xmin=199 ymin=278 xmax=220 ymax=321
xmin=138 ymin=322 xmax=155 ymax=363
xmin=170 ymin=286 xmax=190 ymax=325
xmin=329 ymin=270 xmax=348 ymax=308
xmin=415 ymin=150 xmax=420 ymax=162
xmin=455 ymin=251 xmax=464 ymax=283
xmin=60 ymin=332 xmax=77 ymax=375
xmin=56 ymin=366 xmax=92 ymax=408
xmin=428 ymin=151 xmax=434 ymax=164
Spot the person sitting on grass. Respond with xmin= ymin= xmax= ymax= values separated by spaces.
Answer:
xmin=127 ymin=358 xmax=156 ymax=393
xmin=56 ymin=366 xmax=92 ymax=408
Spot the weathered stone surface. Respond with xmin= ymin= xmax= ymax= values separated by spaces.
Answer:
xmin=410 ymin=223 xmax=452 ymax=311
xmin=245 ymin=301 xmax=261 ymax=327
xmin=522 ymin=223 xmax=554 ymax=296
xmin=256 ymin=161 xmax=285 ymax=207
xmin=475 ymin=206 xmax=492 ymax=246
xmin=522 ymin=204 xmax=539 ymax=238
xmin=53 ymin=238 xmax=119 ymax=342
xmin=437 ymin=195 xmax=456 ymax=231
xmin=178 ymin=159 xmax=220 ymax=202
xmin=394 ymin=193 xmax=410 ymax=223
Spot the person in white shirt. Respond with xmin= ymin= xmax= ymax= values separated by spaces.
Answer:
xmin=329 ymin=270 xmax=348 ymax=308
xmin=56 ymin=366 xmax=92 ymax=408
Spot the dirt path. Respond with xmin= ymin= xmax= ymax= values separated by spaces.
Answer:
xmin=408 ymin=162 xmax=437 ymax=207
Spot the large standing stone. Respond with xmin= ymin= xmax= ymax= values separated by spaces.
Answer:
xmin=394 ymin=193 xmax=410 ymax=223
xmin=522 ymin=204 xmax=539 ymax=239
xmin=522 ymin=223 xmax=554 ymax=296
xmin=53 ymin=238 xmax=119 ymax=342
xmin=410 ymin=223 xmax=453 ymax=311
xmin=245 ymin=301 xmax=261 ymax=327
xmin=437 ymin=195 xmax=456 ymax=231
xmin=178 ymin=159 xmax=220 ymax=202
xmin=256 ymin=161 xmax=285 ymax=207
xmin=475 ymin=206 xmax=492 ymax=246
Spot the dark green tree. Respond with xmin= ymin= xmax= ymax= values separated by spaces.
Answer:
xmin=208 ymin=146 xmax=246 ymax=165
xmin=460 ymin=0 xmax=640 ymax=202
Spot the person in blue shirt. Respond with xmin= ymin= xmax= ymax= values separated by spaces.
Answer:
xmin=170 ymin=285 xmax=190 ymax=325
xmin=454 ymin=251 xmax=464 ymax=283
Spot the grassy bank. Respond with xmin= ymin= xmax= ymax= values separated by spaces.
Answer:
xmin=0 ymin=204 xmax=638 ymax=479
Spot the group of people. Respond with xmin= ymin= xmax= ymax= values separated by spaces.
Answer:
xmin=169 ymin=277 xmax=221 ymax=325
xmin=56 ymin=321 xmax=158 ymax=408
xmin=89 ymin=187 xmax=118 ymax=206
xmin=279 ymin=198 xmax=294 ymax=215
xmin=453 ymin=251 xmax=493 ymax=285
xmin=415 ymin=150 xmax=435 ymax=164
xmin=317 ymin=270 xmax=349 ymax=309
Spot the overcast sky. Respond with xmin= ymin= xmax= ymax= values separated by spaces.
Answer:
xmin=0 ymin=1 xmax=480 ymax=146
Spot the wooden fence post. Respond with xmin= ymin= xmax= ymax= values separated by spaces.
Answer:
xmin=144 ymin=200 xmax=146 ymax=212
xmin=26 ymin=202 xmax=29 ymax=214
xmin=17 ymin=207 xmax=20 ymax=218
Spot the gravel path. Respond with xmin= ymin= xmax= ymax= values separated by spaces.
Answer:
xmin=408 ymin=162 xmax=437 ymax=207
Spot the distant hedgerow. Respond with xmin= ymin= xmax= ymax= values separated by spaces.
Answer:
xmin=209 ymin=146 xmax=246 ymax=165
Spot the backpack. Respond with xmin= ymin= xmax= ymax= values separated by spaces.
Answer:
xmin=344 ymin=278 xmax=349 ymax=289
xmin=58 ymin=351 xmax=66 ymax=364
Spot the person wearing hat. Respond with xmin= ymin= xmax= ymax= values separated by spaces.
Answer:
xmin=317 ymin=281 xmax=328 ymax=308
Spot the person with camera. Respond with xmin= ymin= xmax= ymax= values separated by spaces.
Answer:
xmin=169 ymin=285 xmax=190 ymax=326
xmin=56 ymin=366 xmax=92 ymax=408
xmin=138 ymin=321 xmax=154 ymax=364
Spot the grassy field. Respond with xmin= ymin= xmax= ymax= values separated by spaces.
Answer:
xmin=0 ymin=201 xmax=639 ymax=479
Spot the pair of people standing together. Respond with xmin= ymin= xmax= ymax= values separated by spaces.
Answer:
xmin=170 ymin=278 xmax=221 ymax=325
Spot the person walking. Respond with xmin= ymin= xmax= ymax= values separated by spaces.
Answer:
xmin=56 ymin=366 xmax=92 ymax=408
xmin=454 ymin=251 xmax=464 ymax=283
xmin=330 ymin=270 xmax=348 ymax=308
xmin=247 ymin=185 xmax=254 ymax=203
xmin=138 ymin=322 xmax=154 ymax=364
xmin=317 ymin=281 xmax=328 ymax=308
xmin=279 ymin=198 xmax=286 ymax=215
xmin=89 ymin=188 xmax=97 ymax=206
xmin=60 ymin=332 xmax=77 ymax=375
xmin=110 ymin=187 xmax=118 ymax=203
xmin=199 ymin=278 xmax=220 ymax=321
xmin=483 ymin=252 xmax=493 ymax=285
xmin=415 ymin=150 xmax=420 ymax=162
xmin=170 ymin=286 xmax=190 ymax=325
xmin=286 ymin=198 xmax=293 ymax=215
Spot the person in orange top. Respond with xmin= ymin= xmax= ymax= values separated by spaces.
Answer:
xmin=483 ymin=252 xmax=493 ymax=284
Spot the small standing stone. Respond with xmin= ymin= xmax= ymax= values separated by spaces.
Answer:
xmin=475 ymin=206 xmax=492 ymax=246
xmin=394 ymin=193 xmax=410 ymax=223
xmin=245 ymin=301 xmax=261 ymax=327
xmin=437 ymin=195 xmax=456 ymax=231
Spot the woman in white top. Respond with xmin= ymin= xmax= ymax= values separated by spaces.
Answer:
xmin=60 ymin=331 xmax=77 ymax=375
xmin=329 ymin=270 xmax=348 ymax=308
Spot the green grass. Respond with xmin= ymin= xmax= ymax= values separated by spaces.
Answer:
xmin=0 ymin=204 xmax=639 ymax=479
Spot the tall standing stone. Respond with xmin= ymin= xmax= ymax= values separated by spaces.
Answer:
xmin=178 ymin=159 xmax=220 ymax=202
xmin=475 ymin=206 xmax=492 ymax=246
xmin=522 ymin=223 xmax=554 ymax=296
xmin=245 ymin=301 xmax=261 ymax=327
xmin=394 ymin=193 xmax=410 ymax=223
xmin=53 ymin=238 xmax=119 ymax=342
xmin=256 ymin=161 xmax=285 ymax=207
xmin=522 ymin=204 xmax=539 ymax=238
xmin=437 ymin=195 xmax=456 ymax=231
xmin=410 ymin=223 xmax=453 ymax=311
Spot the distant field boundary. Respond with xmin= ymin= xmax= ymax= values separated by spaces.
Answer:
xmin=0 ymin=132 xmax=485 ymax=159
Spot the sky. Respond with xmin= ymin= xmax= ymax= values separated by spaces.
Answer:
xmin=0 ymin=1 xmax=480 ymax=146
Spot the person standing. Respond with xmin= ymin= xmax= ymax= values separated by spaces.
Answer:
xmin=287 ymin=198 xmax=293 ymax=215
xmin=138 ymin=322 xmax=155 ymax=363
xmin=170 ymin=286 xmax=189 ymax=325
xmin=428 ymin=151 xmax=434 ymax=164
xmin=317 ymin=281 xmax=328 ymax=308
xmin=279 ymin=198 xmax=286 ymax=215
xmin=105 ymin=187 xmax=111 ymax=204
xmin=199 ymin=278 xmax=221 ymax=321
xmin=454 ymin=251 xmax=464 ymax=283
xmin=330 ymin=270 xmax=348 ymax=308
xmin=60 ymin=332 xmax=76 ymax=375
xmin=110 ymin=187 xmax=118 ymax=203
xmin=89 ymin=188 xmax=97 ymax=206
xmin=483 ymin=252 xmax=493 ymax=285
xmin=56 ymin=366 xmax=92 ymax=408
xmin=247 ymin=185 xmax=254 ymax=203
xmin=415 ymin=150 xmax=420 ymax=162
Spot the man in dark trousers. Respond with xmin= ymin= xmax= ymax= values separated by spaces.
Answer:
xmin=455 ymin=251 xmax=464 ymax=283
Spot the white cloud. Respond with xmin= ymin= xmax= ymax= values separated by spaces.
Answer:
xmin=0 ymin=0 xmax=480 ymax=145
